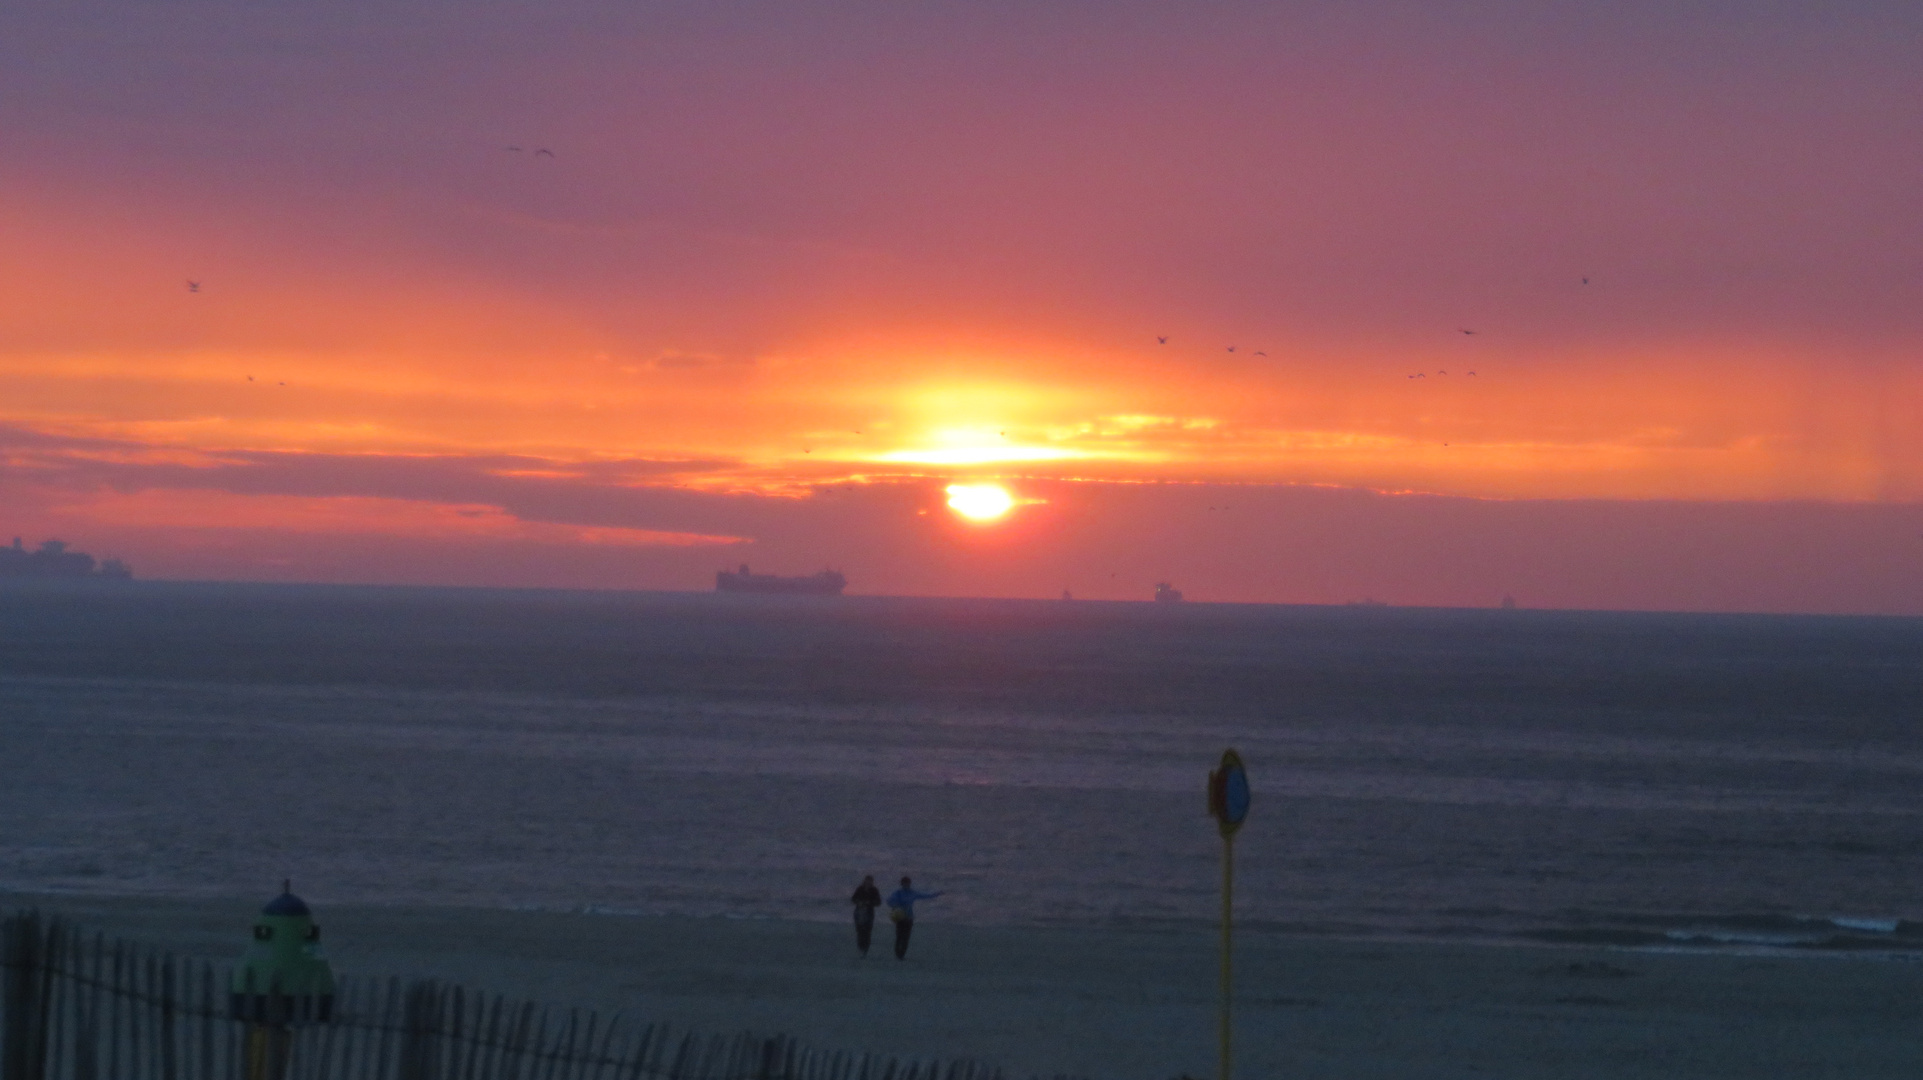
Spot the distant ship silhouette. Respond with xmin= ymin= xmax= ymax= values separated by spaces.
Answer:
xmin=715 ymin=564 xmax=846 ymax=596
xmin=1153 ymin=582 xmax=1184 ymax=603
xmin=1 ymin=538 xmax=131 ymax=580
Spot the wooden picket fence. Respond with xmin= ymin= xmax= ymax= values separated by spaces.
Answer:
xmin=2 ymin=913 xmax=1081 ymax=1080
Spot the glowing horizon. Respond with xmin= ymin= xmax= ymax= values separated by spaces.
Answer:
xmin=3 ymin=1 xmax=1921 ymax=611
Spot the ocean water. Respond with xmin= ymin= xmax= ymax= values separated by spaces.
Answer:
xmin=1 ymin=581 xmax=1919 ymax=955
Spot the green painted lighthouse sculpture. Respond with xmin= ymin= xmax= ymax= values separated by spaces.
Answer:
xmin=231 ymin=880 xmax=335 ymax=1021
xmin=231 ymin=882 xmax=335 ymax=1080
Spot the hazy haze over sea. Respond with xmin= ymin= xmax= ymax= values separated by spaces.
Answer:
xmin=2 ymin=582 xmax=1918 ymax=955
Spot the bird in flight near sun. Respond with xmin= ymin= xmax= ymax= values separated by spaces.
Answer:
xmin=946 ymin=483 xmax=1015 ymax=522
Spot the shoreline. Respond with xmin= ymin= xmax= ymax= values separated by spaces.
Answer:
xmin=8 ymin=885 xmax=1917 ymax=964
xmin=7 ymin=891 xmax=1918 ymax=1079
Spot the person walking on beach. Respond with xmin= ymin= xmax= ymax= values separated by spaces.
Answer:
xmin=850 ymin=875 xmax=883 ymax=956
xmin=886 ymin=876 xmax=942 ymax=960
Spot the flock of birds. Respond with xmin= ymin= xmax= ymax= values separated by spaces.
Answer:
xmin=1149 ymin=276 xmax=1601 ymax=380
xmin=1151 ymin=330 xmax=1488 ymax=380
xmin=183 ymin=142 xmax=1597 ymax=397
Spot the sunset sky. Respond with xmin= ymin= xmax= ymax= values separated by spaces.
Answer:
xmin=4 ymin=1 xmax=1922 ymax=611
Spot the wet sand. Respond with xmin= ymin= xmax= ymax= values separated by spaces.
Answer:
xmin=5 ymin=892 xmax=1917 ymax=1079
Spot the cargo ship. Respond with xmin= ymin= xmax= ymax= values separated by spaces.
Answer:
xmin=715 ymin=564 xmax=847 ymax=595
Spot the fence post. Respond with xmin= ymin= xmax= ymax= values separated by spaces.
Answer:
xmin=2 ymin=913 xmax=50 ymax=1080
xmin=399 ymin=981 xmax=441 ymax=1080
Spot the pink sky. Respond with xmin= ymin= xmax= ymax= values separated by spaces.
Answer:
xmin=3 ymin=1 xmax=1921 ymax=611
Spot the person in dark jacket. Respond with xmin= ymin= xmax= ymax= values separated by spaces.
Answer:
xmin=885 ymin=876 xmax=943 ymax=960
xmin=850 ymin=875 xmax=883 ymax=956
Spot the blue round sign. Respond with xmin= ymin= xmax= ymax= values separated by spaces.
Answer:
xmin=1209 ymin=749 xmax=1251 ymax=837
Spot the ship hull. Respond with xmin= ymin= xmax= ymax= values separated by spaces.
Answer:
xmin=715 ymin=569 xmax=846 ymax=595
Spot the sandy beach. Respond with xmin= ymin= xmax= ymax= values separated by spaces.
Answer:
xmin=6 ymin=891 xmax=1916 ymax=1079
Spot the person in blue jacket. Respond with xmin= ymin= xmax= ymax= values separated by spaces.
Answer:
xmin=885 ymin=876 xmax=943 ymax=960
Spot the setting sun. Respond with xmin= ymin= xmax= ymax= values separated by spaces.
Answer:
xmin=945 ymin=482 xmax=1016 ymax=522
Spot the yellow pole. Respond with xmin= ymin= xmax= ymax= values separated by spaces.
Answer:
xmin=245 ymin=1024 xmax=291 ymax=1080
xmin=1220 ymin=832 xmax=1234 ymax=1080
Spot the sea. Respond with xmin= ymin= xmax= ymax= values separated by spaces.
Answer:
xmin=2 ymin=581 xmax=1919 ymax=957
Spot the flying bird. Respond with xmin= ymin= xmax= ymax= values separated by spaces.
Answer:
xmin=1460 ymin=329 xmax=1476 ymax=335
xmin=1226 ymin=346 xmax=1236 ymax=353
xmin=1467 ymin=371 xmax=1477 ymax=376
xmin=1254 ymin=351 xmax=1267 ymax=357
xmin=535 ymin=148 xmax=555 ymax=158
xmin=1156 ymin=336 xmax=1167 ymax=345
xmin=504 ymin=146 xmax=523 ymax=152
xmin=186 ymin=280 xmax=199 ymax=293
xmin=1581 ymin=277 xmax=1590 ymax=285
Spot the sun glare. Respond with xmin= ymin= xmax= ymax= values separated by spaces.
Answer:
xmin=946 ymin=482 xmax=1015 ymax=522
xmin=881 ymin=445 xmax=1081 ymax=465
